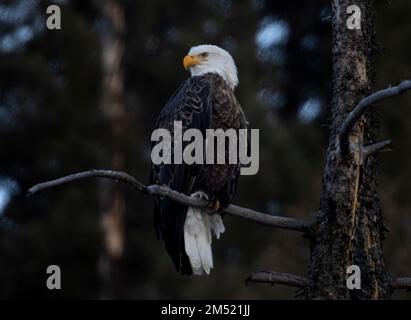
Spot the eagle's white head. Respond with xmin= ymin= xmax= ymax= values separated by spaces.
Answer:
xmin=183 ymin=44 xmax=239 ymax=90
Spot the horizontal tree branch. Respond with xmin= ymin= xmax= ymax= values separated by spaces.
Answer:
xmin=393 ymin=278 xmax=411 ymax=290
xmin=246 ymin=271 xmax=311 ymax=288
xmin=339 ymin=80 xmax=411 ymax=155
xmin=27 ymin=169 xmax=312 ymax=233
xmin=246 ymin=273 xmax=411 ymax=291
xmin=27 ymin=169 xmax=148 ymax=194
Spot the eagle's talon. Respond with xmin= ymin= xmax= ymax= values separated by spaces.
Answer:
xmin=212 ymin=198 xmax=220 ymax=211
xmin=191 ymin=191 xmax=209 ymax=201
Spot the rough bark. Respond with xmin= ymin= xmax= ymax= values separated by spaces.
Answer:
xmin=308 ymin=0 xmax=392 ymax=299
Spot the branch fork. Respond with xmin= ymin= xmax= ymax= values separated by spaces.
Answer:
xmin=339 ymin=80 xmax=411 ymax=157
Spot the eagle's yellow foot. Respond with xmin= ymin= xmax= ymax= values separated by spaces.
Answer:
xmin=212 ymin=198 xmax=220 ymax=211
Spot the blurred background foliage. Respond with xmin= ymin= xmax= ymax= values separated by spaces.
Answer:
xmin=0 ymin=0 xmax=409 ymax=299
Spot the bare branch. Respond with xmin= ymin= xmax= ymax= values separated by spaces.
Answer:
xmin=246 ymin=271 xmax=310 ymax=288
xmin=340 ymin=80 xmax=411 ymax=155
xmin=363 ymin=140 xmax=392 ymax=158
xmin=27 ymin=169 xmax=148 ymax=195
xmin=224 ymin=205 xmax=310 ymax=232
xmin=393 ymin=278 xmax=411 ymax=290
xmin=28 ymin=169 xmax=312 ymax=233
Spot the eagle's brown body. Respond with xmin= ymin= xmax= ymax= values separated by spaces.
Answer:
xmin=151 ymin=73 xmax=248 ymax=275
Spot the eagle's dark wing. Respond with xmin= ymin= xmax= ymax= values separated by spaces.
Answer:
xmin=150 ymin=75 xmax=213 ymax=275
xmin=195 ymin=75 xmax=248 ymax=208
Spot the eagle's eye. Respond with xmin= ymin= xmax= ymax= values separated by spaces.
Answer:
xmin=200 ymin=52 xmax=209 ymax=58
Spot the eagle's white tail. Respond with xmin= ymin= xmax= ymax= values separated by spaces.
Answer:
xmin=184 ymin=205 xmax=225 ymax=275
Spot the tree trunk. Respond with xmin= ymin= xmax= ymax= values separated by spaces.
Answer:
xmin=98 ymin=0 xmax=127 ymax=299
xmin=308 ymin=0 xmax=392 ymax=299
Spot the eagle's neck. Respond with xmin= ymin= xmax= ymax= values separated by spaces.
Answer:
xmin=190 ymin=67 xmax=238 ymax=91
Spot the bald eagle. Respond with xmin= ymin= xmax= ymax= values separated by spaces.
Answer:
xmin=151 ymin=45 xmax=248 ymax=275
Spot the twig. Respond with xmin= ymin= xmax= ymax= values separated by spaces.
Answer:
xmin=363 ymin=140 xmax=392 ymax=158
xmin=246 ymin=271 xmax=310 ymax=288
xmin=393 ymin=278 xmax=411 ymax=290
xmin=339 ymin=80 xmax=411 ymax=155
xmin=27 ymin=169 xmax=148 ymax=194
xmin=27 ymin=169 xmax=312 ymax=233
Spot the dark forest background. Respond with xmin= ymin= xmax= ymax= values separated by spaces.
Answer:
xmin=0 ymin=0 xmax=409 ymax=299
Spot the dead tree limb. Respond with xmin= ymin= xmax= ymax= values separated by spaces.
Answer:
xmin=363 ymin=140 xmax=392 ymax=158
xmin=27 ymin=170 xmax=148 ymax=194
xmin=339 ymin=80 xmax=411 ymax=155
xmin=393 ymin=278 xmax=411 ymax=290
xmin=27 ymin=169 xmax=312 ymax=233
xmin=246 ymin=273 xmax=411 ymax=291
xmin=246 ymin=271 xmax=310 ymax=288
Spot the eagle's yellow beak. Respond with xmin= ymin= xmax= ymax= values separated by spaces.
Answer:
xmin=183 ymin=55 xmax=200 ymax=70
